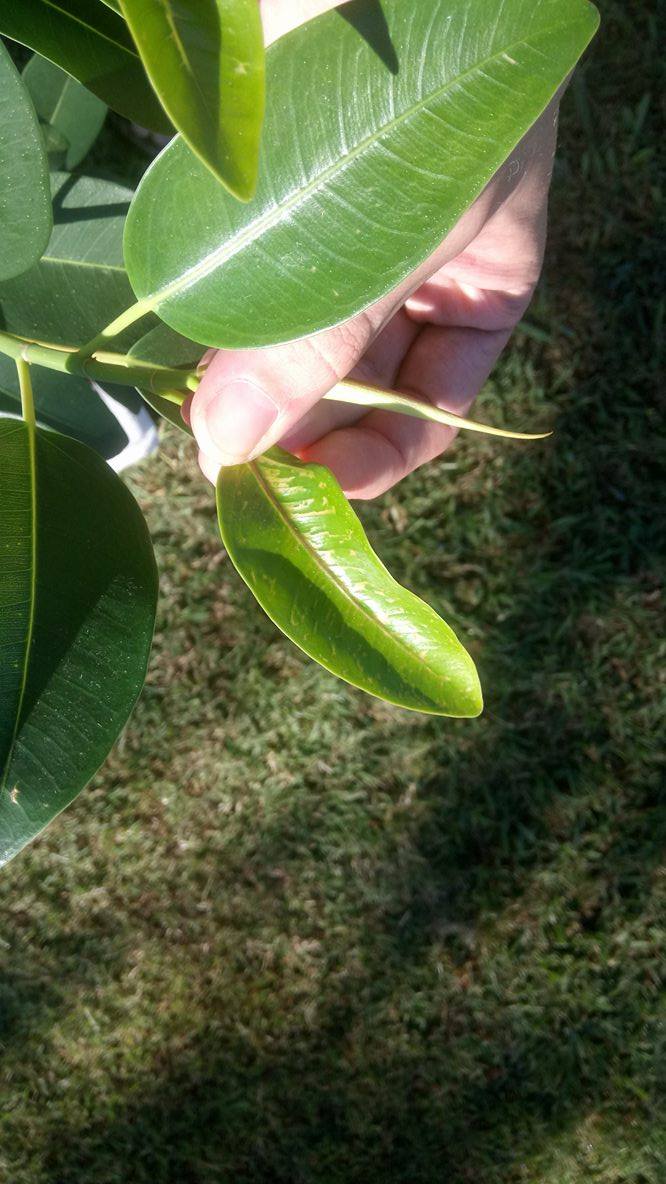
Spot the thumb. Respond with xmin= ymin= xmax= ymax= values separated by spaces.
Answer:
xmin=189 ymin=312 xmax=379 ymax=472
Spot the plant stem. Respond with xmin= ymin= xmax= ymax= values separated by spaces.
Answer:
xmin=0 ymin=330 xmax=197 ymax=395
xmin=1 ymin=331 xmax=74 ymax=373
xmin=16 ymin=355 xmax=35 ymax=429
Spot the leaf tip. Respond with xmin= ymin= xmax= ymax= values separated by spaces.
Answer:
xmin=433 ymin=652 xmax=484 ymax=719
xmin=460 ymin=673 xmax=484 ymax=719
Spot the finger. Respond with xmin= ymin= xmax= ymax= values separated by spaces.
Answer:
xmin=407 ymin=276 xmax=534 ymax=332
xmin=406 ymin=103 xmax=558 ymax=332
xmin=302 ymin=323 xmax=512 ymax=499
xmin=198 ymin=447 xmax=221 ymax=487
xmin=190 ymin=312 xmax=377 ymax=469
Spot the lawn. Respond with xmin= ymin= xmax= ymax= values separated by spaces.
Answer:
xmin=0 ymin=2 xmax=664 ymax=1181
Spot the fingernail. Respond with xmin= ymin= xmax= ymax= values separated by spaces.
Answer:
xmin=204 ymin=379 xmax=279 ymax=464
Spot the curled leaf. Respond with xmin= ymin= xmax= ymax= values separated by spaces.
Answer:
xmin=326 ymin=380 xmax=552 ymax=441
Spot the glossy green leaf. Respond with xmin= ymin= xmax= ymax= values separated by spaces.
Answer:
xmin=119 ymin=0 xmax=265 ymax=200
xmin=125 ymin=0 xmax=599 ymax=349
xmin=217 ymin=448 xmax=482 ymax=716
xmin=0 ymin=172 xmax=139 ymax=348
xmin=23 ymin=53 xmax=107 ymax=169
xmin=0 ymin=43 xmax=52 ymax=282
xmin=0 ymin=0 xmax=171 ymax=133
xmin=0 ymin=416 xmax=158 ymax=866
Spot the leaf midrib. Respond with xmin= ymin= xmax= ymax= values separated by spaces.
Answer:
xmin=248 ymin=459 xmax=448 ymax=689
xmin=148 ymin=15 xmax=585 ymax=310
xmin=50 ymin=73 xmax=74 ymax=125
xmin=42 ymin=254 xmax=126 ymax=273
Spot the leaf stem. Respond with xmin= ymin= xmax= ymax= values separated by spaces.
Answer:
xmin=74 ymin=298 xmax=155 ymax=361
xmin=0 ymin=330 xmax=197 ymax=395
xmin=16 ymin=355 xmax=36 ymax=430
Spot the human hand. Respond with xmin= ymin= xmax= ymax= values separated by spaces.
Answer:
xmin=188 ymin=0 xmax=561 ymax=500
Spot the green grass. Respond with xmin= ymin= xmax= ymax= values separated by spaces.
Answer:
xmin=1 ymin=3 xmax=664 ymax=1180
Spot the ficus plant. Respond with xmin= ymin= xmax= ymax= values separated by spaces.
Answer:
xmin=0 ymin=0 xmax=599 ymax=865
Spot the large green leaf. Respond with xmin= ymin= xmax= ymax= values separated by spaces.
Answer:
xmin=0 ymin=43 xmax=52 ymax=282
xmin=217 ymin=448 xmax=482 ymax=716
xmin=124 ymin=0 xmax=599 ymax=349
xmin=0 ymin=416 xmax=158 ymax=866
xmin=23 ymin=53 xmax=107 ymax=169
xmin=0 ymin=0 xmax=171 ymax=133
xmin=0 ymin=172 xmax=138 ymax=347
xmin=119 ymin=0 xmax=265 ymax=200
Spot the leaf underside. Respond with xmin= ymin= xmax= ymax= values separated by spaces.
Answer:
xmin=0 ymin=172 xmax=140 ymax=349
xmin=217 ymin=449 xmax=483 ymax=717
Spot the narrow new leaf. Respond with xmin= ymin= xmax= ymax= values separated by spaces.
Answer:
xmin=217 ymin=449 xmax=482 ymax=717
xmin=119 ymin=0 xmax=265 ymax=200
xmin=0 ymin=417 xmax=158 ymax=866
xmin=326 ymin=380 xmax=552 ymax=441
xmin=23 ymin=53 xmax=107 ymax=169
xmin=124 ymin=0 xmax=599 ymax=349
xmin=0 ymin=43 xmax=52 ymax=282
xmin=0 ymin=0 xmax=171 ymax=133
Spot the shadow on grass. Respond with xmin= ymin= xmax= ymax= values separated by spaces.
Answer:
xmin=36 ymin=271 xmax=664 ymax=1181
xmin=0 ymin=921 xmax=128 ymax=1060
xmin=36 ymin=860 xmax=661 ymax=1182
